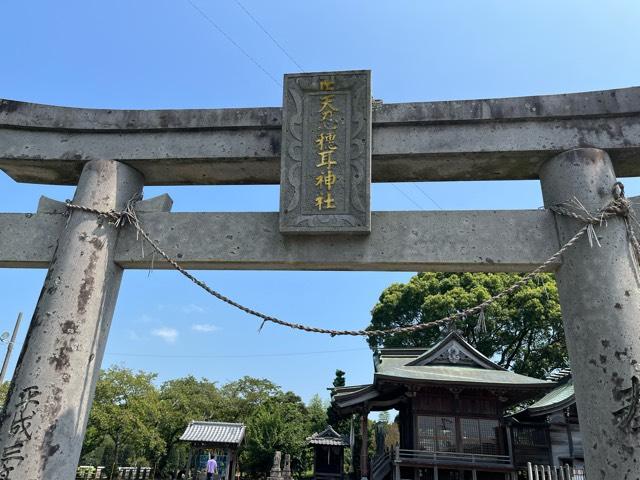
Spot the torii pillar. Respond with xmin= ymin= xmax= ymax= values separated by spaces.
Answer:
xmin=0 ymin=160 xmax=143 ymax=480
xmin=540 ymin=148 xmax=640 ymax=479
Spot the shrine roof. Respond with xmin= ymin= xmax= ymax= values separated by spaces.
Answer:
xmin=524 ymin=377 xmax=575 ymax=416
xmin=375 ymin=331 xmax=505 ymax=373
xmin=372 ymin=331 xmax=551 ymax=387
xmin=306 ymin=426 xmax=350 ymax=447
xmin=331 ymin=332 xmax=552 ymax=414
xmin=179 ymin=421 xmax=246 ymax=445
xmin=332 ymin=384 xmax=379 ymax=407
xmin=375 ymin=364 xmax=550 ymax=388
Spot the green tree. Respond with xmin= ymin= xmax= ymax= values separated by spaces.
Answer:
xmin=242 ymin=392 xmax=310 ymax=479
xmin=327 ymin=371 xmax=349 ymax=434
xmin=83 ymin=366 xmax=165 ymax=479
xmin=220 ymin=376 xmax=282 ymax=422
xmin=367 ymin=272 xmax=566 ymax=378
xmin=0 ymin=381 xmax=9 ymax=410
xmin=156 ymin=376 xmax=223 ymax=476
xmin=306 ymin=394 xmax=328 ymax=435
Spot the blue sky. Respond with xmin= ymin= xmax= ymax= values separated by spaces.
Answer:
xmin=1 ymin=0 xmax=640 ymax=403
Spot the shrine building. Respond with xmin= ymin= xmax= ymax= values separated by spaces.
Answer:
xmin=330 ymin=331 xmax=554 ymax=480
xmin=509 ymin=370 xmax=583 ymax=470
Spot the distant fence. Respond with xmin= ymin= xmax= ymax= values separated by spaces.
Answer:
xmin=526 ymin=463 xmax=585 ymax=480
xmin=76 ymin=466 xmax=153 ymax=479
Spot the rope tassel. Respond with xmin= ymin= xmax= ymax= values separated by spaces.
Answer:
xmin=474 ymin=309 xmax=487 ymax=334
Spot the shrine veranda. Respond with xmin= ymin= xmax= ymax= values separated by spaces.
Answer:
xmin=1 ymin=73 xmax=640 ymax=479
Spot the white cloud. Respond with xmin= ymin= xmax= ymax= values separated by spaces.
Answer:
xmin=182 ymin=304 xmax=206 ymax=314
xmin=191 ymin=323 xmax=219 ymax=333
xmin=151 ymin=327 xmax=179 ymax=344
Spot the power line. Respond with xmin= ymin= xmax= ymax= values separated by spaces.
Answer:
xmin=232 ymin=0 xmax=305 ymax=72
xmin=412 ymin=183 xmax=444 ymax=210
xmin=105 ymin=347 xmax=368 ymax=359
xmin=185 ymin=0 xmax=282 ymax=87
xmin=391 ymin=183 xmax=427 ymax=210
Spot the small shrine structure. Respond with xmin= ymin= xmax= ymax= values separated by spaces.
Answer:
xmin=510 ymin=370 xmax=583 ymax=470
xmin=306 ymin=426 xmax=350 ymax=480
xmin=331 ymin=331 xmax=553 ymax=480
xmin=179 ymin=421 xmax=245 ymax=480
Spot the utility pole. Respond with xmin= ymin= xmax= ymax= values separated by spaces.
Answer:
xmin=0 ymin=312 xmax=23 ymax=385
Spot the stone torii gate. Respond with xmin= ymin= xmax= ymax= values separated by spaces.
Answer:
xmin=1 ymin=73 xmax=640 ymax=479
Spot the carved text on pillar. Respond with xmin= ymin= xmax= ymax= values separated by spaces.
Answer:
xmin=0 ymin=386 xmax=41 ymax=479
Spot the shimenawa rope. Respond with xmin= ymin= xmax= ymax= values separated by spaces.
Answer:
xmin=64 ymin=183 xmax=638 ymax=338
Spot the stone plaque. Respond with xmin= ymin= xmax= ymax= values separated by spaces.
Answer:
xmin=279 ymin=70 xmax=371 ymax=234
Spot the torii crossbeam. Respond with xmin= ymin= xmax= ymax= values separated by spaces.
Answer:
xmin=1 ymin=84 xmax=640 ymax=479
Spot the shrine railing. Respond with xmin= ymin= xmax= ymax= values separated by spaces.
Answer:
xmin=396 ymin=448 xmax=512 ymax=468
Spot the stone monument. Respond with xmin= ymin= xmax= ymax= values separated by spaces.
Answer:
xmin=267 ymin=451 xmax=282 ymax=480
xmin=282 ymin=453 xmax=292 ymax=480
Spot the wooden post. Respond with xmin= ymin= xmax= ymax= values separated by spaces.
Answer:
xmin=0 ymin=160 xmax=143 ymax=480
xmin=393 ymin=446 xmax=400 ymax=480
xmin=558 ymin=465 xmax=566 ymax=480
xmin=360 ymin=413 xmax=369 ymax=479
xmin=564 ymin=410 xmax=574 ymax=463
xmin=230 ymin=450 xmax=238 ymax=480
xmin=540 ymin=148 xmax=640 ymax=478
xmin=505 ymin=426 xmax=515 ymax=468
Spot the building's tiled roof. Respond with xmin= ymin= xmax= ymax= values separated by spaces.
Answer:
xmin=332 ymin=384 xmax=378 ymax=407
xmin=180 ymin=421 xmax=246 ymax=445
xmin=526 ymin=378 xmax=575 ymax=415
xmin=373 ymin=331 xmax=551 ymax=387
xmin=331 ymin=331 xmax=553 ymax=413
xmin=306 ymin=426 xmax=349 ymax=446
xmin=375 ymin=364 xmax=550 ymax=387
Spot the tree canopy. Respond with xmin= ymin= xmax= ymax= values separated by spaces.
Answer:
xmin=367 ymin=272 xmax=567 ymax=378
xmin=83 ymin=367 xmax=165 ymax=478
xmin=77 ymin=368 xmax=329 ymax=479
xmin=0 ymin=381 xmax=9 ymax=410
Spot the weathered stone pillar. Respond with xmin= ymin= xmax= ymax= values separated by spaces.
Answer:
xmin=0 ymin=160 xmax=143 ymax=480
xmin=539 ymin=148 xmax=640 ymax=478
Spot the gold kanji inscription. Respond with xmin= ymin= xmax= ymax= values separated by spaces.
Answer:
xmin=319 ymin=79 xmax=335 ymax=91
xmin=315 ymin=170 xmax=337 ymax=190
xmin=315 ymin=132 xmax=336 ymax=151
xmin=315 ymin=193 xmax=336 ymax=210
xmin=319 ymin=94 xmax=338 ymax=122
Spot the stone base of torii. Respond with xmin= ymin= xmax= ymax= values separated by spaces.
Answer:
xmin=1 ymin=80 xmax=640 ymax=479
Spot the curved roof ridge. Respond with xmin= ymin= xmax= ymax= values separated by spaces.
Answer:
xmin=404 ymin=330 xmax=504 ymax=370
